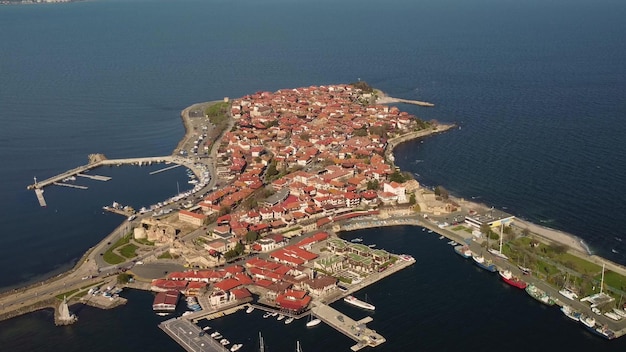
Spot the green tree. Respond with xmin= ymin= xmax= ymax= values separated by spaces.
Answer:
xmin=218 ymin=205 xmax=231 ymax=216
xmin=245 ymin=231 xmax=260 ymax=243
xmin=349 ymin=81 xmax=374 ymax=93
xmin=367 ymin=179 xmax=379 ymax=190
xmin=300 ymin=132 xmax=311 ymax=141
xmin=224 ymin=249 xmax=238 ymax=261
xmin=234 ymin=242 xmax=244 ymax=255
xmin=266 ymin=161 xmax=279 ymax=178
xmin=117 ymin=273 xmax=133 ymax=284
xmin=353 ymin=127 xmax=368 ymax=137
xmin=480 ymin=223 xmax=492 ymax=238
xmin=434 ymin=186 xmax=449 ymax=199
xmin=389 ymin=170 xmax=406 ymax=183
xmin=409 ymin=193 xmax=416 ymax=205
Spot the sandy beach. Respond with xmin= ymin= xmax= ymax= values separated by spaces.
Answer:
xmin=511 ymin=218 xmax=589 ymax=254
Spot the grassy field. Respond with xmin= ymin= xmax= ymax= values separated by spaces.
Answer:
xmin=119 ymin=244 xmax=138 ymax=259
xmin=103 ymin=235 xmax=131 ymax=265
xmin=157 ymin=252 xmax=173 ymax=259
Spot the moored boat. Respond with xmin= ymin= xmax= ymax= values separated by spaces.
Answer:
xmin=613 ymin=308 xmax=626 ymax=318
xmin=525 ymin=284 xmax=555 ymax=306
xmin=246 ymin=306 xmax=254 ymax=314
xmin=561 ymin=305 xmax=582 ymax=322
xmin=454 ymin=245 xmax=472 ymax=259
xmin=306 ymin=317 xmax=321 ymax=327
xmin=344 ymin=295 xmax=375 ymax=310
xmin=591 ymin=325 xmax=617 ymax=340
xmin=604 ymin=311 xmax=622 ymax=321
xmin=230 ymin=344 xmax=243 ymax=352
xmin=517 ymin=265 xmax=532 ymax=275
xmin=277 ymin=314 xmax=285 ymax=321
xmin=580 ymin=314 xmax=596 ymax=329
xmin=558 ymin=287 xmax=579 ymax=301
xmin=498 ymin=269 xmax=527 ymax=289
xmin=472 ymin=253 xmax=497 ymax=272
xmin=285 ymin=317 xmax=294 ymax=324
xmin=263 ymin=312 xmax=272 ymax=318
xmin=220 ymin=338 xmax=230 ymax=346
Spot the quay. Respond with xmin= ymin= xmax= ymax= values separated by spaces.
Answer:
xmin=102 ymin=206 xmax=133 ymax=217
xmin=159 ymin=318 xmax=228 ymax=352
xmin=311 ymin=302 xmax=385 ymax=351
xmin=187 ymin=301 xmax=247 ymax=323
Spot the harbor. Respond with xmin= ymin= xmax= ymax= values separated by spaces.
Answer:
xmin=4 ymin=85 xmax=626 ymax=352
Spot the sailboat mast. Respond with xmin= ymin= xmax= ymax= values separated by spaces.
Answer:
xmin=259 ymin=331 xmax=264 ymax=352
xmin=499 ymin=223 xmax=504 ymax=252
xmin=600 ymin=263 xmax=605 ymax=294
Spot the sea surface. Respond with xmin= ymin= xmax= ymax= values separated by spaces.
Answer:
xmin=1 ymin=0 xmax=625 ymax=350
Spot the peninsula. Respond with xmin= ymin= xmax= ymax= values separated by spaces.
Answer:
xmin=3 ymin=83 xmax=626 ymax=349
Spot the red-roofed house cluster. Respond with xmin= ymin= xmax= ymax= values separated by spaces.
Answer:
xmin=150 ymin=232 xmax=339 ymax=312
xmin=178 ymin=84 xmax=427 ymax=244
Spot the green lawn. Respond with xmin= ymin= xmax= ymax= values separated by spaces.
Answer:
xmin=56 ymin=288 xmax=79 ymax=300
xmin=157 ymin=252 xmax=173 ymax=259
xmin=103 ymin=251 xmax=125 ymax=264
xmin=603 ymin=271 xmax=626 ymax=292
xmin=103 ymin=235 xmax=131 ymax=264
xmin=119 ymin=244 xmax=138 ymax=259
xmin=134 ymin=238 xmax=154 ymax=246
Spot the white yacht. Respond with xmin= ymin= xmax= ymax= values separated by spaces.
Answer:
xmin=558 ymin=287 xmax=579 ymax=300
xmin=344 ymin=295 xmax=375 ymax=310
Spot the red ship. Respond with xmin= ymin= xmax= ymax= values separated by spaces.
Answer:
xmin=499 ymin=269 xmax=527 ymax=289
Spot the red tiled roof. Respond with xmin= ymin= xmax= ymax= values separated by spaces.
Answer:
xmin=231 ymin=287 xmax=252 ymax=299
xmin=214 ymin=278 xmax=241 ymax=291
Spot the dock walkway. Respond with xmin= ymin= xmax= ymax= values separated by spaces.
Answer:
xmin=311 ymin=302 xmax=385 ymax=351
xmin=159 ymin=317 xmax=228 ymax=352
xmin=77 ymin=173 xmax=111 ymax=181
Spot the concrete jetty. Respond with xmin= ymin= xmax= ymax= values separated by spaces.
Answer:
xmin=53 ymin=182 xmax=88 ymax=190
xmin=159 ymin=317 xmax=229 ymax=352
xmin=27 ymin=155 xmax=175 ymax=190
xmin=311 ymin=302 xmax=385 ymax=351
xmin=35 ymin=189 xmax=47 ymax=207
xmin=376 ymin=96 xmax=434 ymax=107
xmin=76 ymin=173 xmax=111 ymax=181
xmin=149 ymin=163 xmax=182 ymax=175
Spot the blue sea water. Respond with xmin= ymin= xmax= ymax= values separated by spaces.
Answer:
xmin=1 ymin=0 xmax=626 ymax=350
